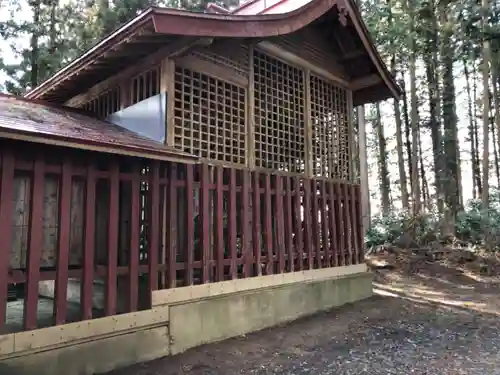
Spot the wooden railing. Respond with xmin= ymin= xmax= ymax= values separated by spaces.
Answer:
xmin=0 ymin=139 xmax=362 ymax=333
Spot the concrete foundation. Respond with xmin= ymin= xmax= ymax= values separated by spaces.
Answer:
xmin=0 ymin=265 xmax=372 ymax=375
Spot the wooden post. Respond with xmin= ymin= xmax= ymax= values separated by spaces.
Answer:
xmin=163 ymin=58 xmax=176 ymax=147
xmin=357 ymin=105 xmax=370 ymax=239
xmin=0 ymin=149 xmax=14 ymax=331
xmin=304 ymin=70 xmax=313 ymax=178
xmin=247 ymin=44 xmax=256 ymax=169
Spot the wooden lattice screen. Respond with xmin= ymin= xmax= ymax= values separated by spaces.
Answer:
xmin=82 ymin=86 xmax=121 ymax=117
xmin=173 ymin=66 xmax=246 ymax=164
xmin=310 ymin=74 xmax=350 ymax=180
xmin=253 ymin=50 xmax=306 ymax=174
xmin=131 ymin=66 xmax=160 ymax=105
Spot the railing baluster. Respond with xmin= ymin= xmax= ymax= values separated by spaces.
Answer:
xmin=320 ymin=180 xmax=330 ymax=268
xmin=81 ymin=162 xmax=96 ymax=320
xmin=215 ymin=167 xmax=224 ymax=282
xmin=24 ymin=158 xmax=45 ymax=330
xmin=328 ymin=181 xmax=339 ymax=267
xmin=54 ymin=158 xmax=72 ymax=325
xmin=334 ymin=182 xmax=345 ymax=266
xmin=167 ymin=164 xmax=178 ymax=288
xmin=294 ymin=177 xmax=303 ymax=271
xmin=263 ymin=173 xmax=273 ymax=274
xmin=185 ymin=164 xmax=194 ymax=285
xmin=275 ymin=175 xmax=285 ymax=273
xmin=311 ymin=180 xmax=321 ymax=268
xmin=285 ymin=176 xmax=294 ymax=273
xmin=228 ymin=168 xmax=237 ymax=279
xmin=200 ymin=164 xmax=210 ymax=283
xmin=303 ymin=179 xmax=313 ymax=270
xmin=252 ymin=172 xmax=262 ymax=276
xmin=0 ymin=149 xmax=14 ymax=331
xmin=148 ymin=161 xmax=160 ymax=293
xmin=129 ymin=163 xmax=140 ymax=311
xmin=105 ymin=159 xmax=119 ymax=316
xmin=241 ymin=170 xmax=251 ymax=277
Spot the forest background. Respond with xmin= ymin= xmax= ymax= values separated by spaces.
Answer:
xmin=1 ymin=0 xmax=498 ymax=251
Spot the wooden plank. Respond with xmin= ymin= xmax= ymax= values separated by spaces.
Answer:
xmin=185 ymin=164 xmax=194 ymax=285
xmin=200 ymin=164 xmax=210 ymax=283
xmin=105 ymin=160 xmax=119 ymax=316
xmin=247 ymin=44 xmax=256 ymax=169
xmin=303 ymin=179 xmax=313 ymax=270
xmin=164 ymin=59 xmax=176 ymax=147
xmin=148 ymin=161 xmax=161 ymax=293
xmin=228 ymin=168 xmax=237 ymax=279
xmin=294 ymin=176 xmax=303 ymax=271
xmin=328 ymin=181 xmax=339 ymax=267
xmin=24 ymin=158 xmax=45 ymax=330
xmin=355 ymin=185 xmax=364 ymax=264
xmin=129 ymin=164 xmax=141 ymax=311
xmin=215 ymin=167 xmax=224 ymax=282
xmin=241 ymin=170 xmax=251 ymax=277
xmin=311 ymin=180 xmax=321 ymax=268
xmin=335 ymin=182 xmax=346 ymax=266
xmin=349 ymin=184 xmax=359 ymax=265
xmin=263 ymin=173 xmax=273 ymax=275
xmin=320 ymin=180 xmax=330 ymax=267
xmin=252 ymin=172 xmax=262 ymax=276
xmin=54 ymin=159 xmax=72 ymax=325
xmin=167 ymin=164 xmax=178 ymax=288
xmin=284 ymin=176 xmax=294 ymax=272
xmin=81 ymin=162 xmax=96 ymax=320
xmin=342 ymin=183 xmax=352 ymax=266
xmin=0 ymin=149 xmax=14 ymax=331
xmin=275 ymin=175 xmax=285 ymax=273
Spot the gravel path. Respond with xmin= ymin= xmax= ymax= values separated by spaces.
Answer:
xmin=107 ymin=267 xmax=500 ymax=375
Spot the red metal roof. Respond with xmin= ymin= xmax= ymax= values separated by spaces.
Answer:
xmin=25 ymin=0 xmax=400 ymax=105
xmin=0 ymin=94 xmax=197 ymax=162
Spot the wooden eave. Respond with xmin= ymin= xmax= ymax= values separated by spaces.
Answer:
xmin=25 ymin=0 xmax=401 ymax=105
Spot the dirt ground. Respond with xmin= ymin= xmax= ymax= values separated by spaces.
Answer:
xmin=106 ymin=253 xmax=500 ymax=375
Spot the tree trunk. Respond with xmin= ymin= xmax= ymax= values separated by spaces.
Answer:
xmin=482 ymin=0 xmax=491 ymax=206
xmin=29 ymin=0 xmax=41 ymax=89
xmin=440 ymin=1 xmax=461 ymax=225
xmin=400 ymin=77 xmax=413 ymax=201
xmin=464 ymin=59 xmax=478 ymax=199
xmin=375 ymin=103 xmax=391 ymax=215
xmin=409 ymin=0 xmax=421 ymax=215
xmin=472 ymin=61 xmax=483 ymax=196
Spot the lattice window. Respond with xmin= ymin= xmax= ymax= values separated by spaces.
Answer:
xmin=253 ymin=50 xmax=305 ymax=174
xmin=173 ymin=66 xmax=246 ymax=164
xmin=131 ymin=66 xmax=160 ymax=104
xmin=310 ymin=74 xmax=350 ymax=180
xmin=82 ymin=86 xmax=120 ymax=117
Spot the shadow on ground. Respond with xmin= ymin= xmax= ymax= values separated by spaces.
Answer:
xmin=104 ymin=263 xmax=500 ymax=375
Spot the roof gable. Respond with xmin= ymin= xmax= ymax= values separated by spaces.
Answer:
xmin=25 ymin=0 xmax=400 ymax=105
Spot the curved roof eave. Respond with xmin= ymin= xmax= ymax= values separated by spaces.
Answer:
xmin=26 ymin=0 xmax=400 ymax=102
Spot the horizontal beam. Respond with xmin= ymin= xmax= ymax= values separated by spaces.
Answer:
xmin=257 ymin=41 xmax=350 ymax=89
xmin=65 ymin=37 xmax=213 ymax=108
xmin=351 ymin=74 xmax=382 ymax=90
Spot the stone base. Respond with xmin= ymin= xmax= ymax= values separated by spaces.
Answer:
xmin=166 ymin=269 xmax=373 ymax=354
xmin=1 ymin=265 xmax=372 ymax=375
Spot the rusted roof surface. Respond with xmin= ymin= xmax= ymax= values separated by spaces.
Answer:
xmin=25 ymin=0 xmax=400 ymax=105
xmin=0 ymin=94 xmax=197 ymax=162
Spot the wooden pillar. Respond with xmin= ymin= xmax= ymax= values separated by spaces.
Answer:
xmin=162 ymin=58 xmax=176 ymax=147
xmin=357 ymin=105 xmax=370 ymax=238
xmin=247 ymin=44 xmax=256 ymax=169
xmin=304 ymin=70 xmax=313 ymax=178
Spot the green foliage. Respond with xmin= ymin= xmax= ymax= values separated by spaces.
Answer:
xmin=367 ymin=189 xmax=500 ymax=252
